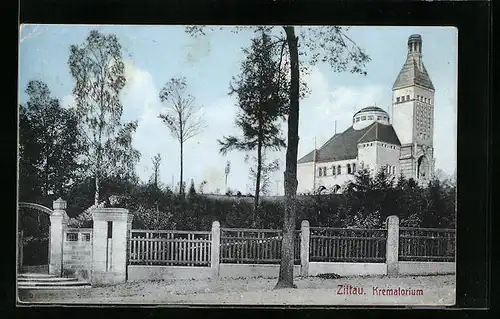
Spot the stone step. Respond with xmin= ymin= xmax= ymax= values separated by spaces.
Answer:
xmin=18 ymin=280 xmax=90 ymax=287
xmin=18 ymin=284 xmax=91 ymax=290
xmin=18 ymin=277 xmax=79 ymax=283
xmin=18 ymin=273 xmax=57 ymax=278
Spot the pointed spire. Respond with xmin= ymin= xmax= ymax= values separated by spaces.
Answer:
xmin=393 ymin=34 xmax=434 ymax=91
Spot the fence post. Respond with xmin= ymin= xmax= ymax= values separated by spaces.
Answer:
xmin=49 ymin=198 xmax=68 ymax=276
xmin=211 ymin=221 xmax=220 ymax=279
xmin=300 ymin=220 xmax=310 ymax=277
xmin=386 ymin=215 xmax=400 ymax=275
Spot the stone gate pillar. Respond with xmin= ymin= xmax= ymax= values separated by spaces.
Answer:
xmin=91 ymin=208 xmax=133 ymax=285
xmin=49 ymin=198 xmax=68 ymax=276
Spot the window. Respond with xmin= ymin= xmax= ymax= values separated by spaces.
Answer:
xmin=392 ymin=166 xmax=396 ymax=174
xmin=396 ymin=97 xmax=400 ymax=103
xmin=318 ymin=168 xmax=323 ymax=177
xmin=323 ymin=167 xmax=327 ymax=176
xmin=347 ymin=164 xmax=351 ymax=174
xmin=332 ymin=166 xmax=336 ymax=175
xmin=337 ymin=165 xmax=341 ymax=175
xmin=377 ymin=116 xmax=382 ymax=120
xmin=66 ymin=233 xmax=78 ymax=242
xmin=82 ymin=233 xmax=91 ymax=242
xmin=406 ymin=95 xmax=410 ymax=101
xmin=355 ymin=117 xmax=360 ymax=122
xmin=361 ymin=116 xmax=366 ymax=120
xmin=352 ymin=163 xmax=356 ymax=172
xmin=368 ymin=115 xmax=374 ymax=120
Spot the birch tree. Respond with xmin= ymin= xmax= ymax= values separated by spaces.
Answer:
xmin=68 ymin=30 xmax=141 ymax=205
xmin=158 ymin=77 xmax=206 ymax=196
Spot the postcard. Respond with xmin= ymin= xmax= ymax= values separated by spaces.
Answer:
xmin=17 ymin=25 xmax=457 ymax=306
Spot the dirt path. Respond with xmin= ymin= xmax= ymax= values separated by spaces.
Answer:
xmin=19 ymin=275 xmax=455 ymax=306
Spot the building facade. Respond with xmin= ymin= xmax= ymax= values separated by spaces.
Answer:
xmin=297 ymin=34 xmax=435 ymax=194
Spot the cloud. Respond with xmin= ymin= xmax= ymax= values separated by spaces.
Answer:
xmin=127 ymin=63 xmax=454 ymax=196
xmin=61 ymin=95 xmax=76 ymax=110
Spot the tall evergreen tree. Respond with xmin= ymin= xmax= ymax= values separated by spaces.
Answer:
xmin=218 ymin=31 xmax=289 ymax=225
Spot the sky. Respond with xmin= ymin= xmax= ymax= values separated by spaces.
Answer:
xmin=18 ymin=25 xmax=457 ymax=195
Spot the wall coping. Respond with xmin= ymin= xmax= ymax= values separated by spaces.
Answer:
xmin=92 ymin=208 xmax=133 ymax=222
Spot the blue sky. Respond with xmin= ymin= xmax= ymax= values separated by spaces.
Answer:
xmin=19 ymin=25 xmax=457 ymax=195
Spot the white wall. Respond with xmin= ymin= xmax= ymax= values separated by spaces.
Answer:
xmin=358 ymin=143 xmax=377 ymax=173
xmin=376 ymin=142 xmax=401 ymax=177
xmin=311 ymin=159 xmax=358 ymax=192
xmin=297 ymin=162 xmax=315 ymax=194
xmin=309 ymin=262 xmax=387 ymax=277
xmin=392 ymin=87 xmax=415 ymax=145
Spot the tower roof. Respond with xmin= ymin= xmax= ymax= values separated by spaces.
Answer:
xmin=393 ymin=34 xmax=434 ymax=91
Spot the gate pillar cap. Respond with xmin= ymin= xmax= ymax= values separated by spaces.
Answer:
xmin=53 ymin=198 xmax=67 ymax=210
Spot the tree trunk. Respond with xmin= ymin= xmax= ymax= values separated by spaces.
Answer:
xmin=180 ymin=141 xmax=184 ymax=195
xmin=94 ymin=174 xmax=100 ymax=206
xmin=254 ymin=140 xmax=263 ymax=227
xmin=275 ymin=26 xmax=300 ymax=289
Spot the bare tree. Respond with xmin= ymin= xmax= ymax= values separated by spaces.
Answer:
xmin=150 ymin=153 xmax=162 ymax=189
xmin=158 ymin=77 xmax=206 ymax=195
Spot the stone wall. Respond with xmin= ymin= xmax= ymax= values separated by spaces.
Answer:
xmin=62 ymin=228 xmax=93 ymax=280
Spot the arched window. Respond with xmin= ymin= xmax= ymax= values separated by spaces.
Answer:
xmin=337 ymin=165 xmax=341 ymax=175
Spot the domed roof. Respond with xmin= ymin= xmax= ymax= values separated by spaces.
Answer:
xmin=353 ymin=106 xmax=388 ymax=117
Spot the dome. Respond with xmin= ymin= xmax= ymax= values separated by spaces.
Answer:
xmin=353 ymin=106 xmax=388 ymax=117
xmin=352 ymin=106 xmax=390 ymax=130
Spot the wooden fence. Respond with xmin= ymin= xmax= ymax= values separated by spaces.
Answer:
xmin=399 ymin=227 xmax=456 ymax=262
xmin=220 ymin=228 xmax=301 ymax=265
xmin=309 ymin=227 xmax=387 ymax=263
xmin=128 ymin=230 xmax=212 ymax=266
xmin=126 ymin=225 xmax=455 ymax=267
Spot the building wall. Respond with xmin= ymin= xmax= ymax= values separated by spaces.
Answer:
xmin=62 ymin=228 xmax=93 ymax=280
xmin=297 ymin=162 xmax=316 ymax=194
xmin=358 ymin=142 xmax=400 ymax=177
xmin=358 ymin=142 xmax=377 ymax=173
xmin=392 ymin=87 xmax=415 ymax=145
xmin=301 ymin=158 xmax=358 ymax=193
xmin=376 ymin=142 xmax=401 ymax=177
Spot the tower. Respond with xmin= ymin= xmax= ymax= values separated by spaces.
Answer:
xmin=392 ymin=34 xmax=435 ymax=186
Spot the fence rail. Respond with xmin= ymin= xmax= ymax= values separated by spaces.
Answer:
xmin=309 ymin=227 xmax=387 ymax=263
xmin=128 ymin=230 xmax=212 ymax=266
xmin=399 ymin=227 xmax=455 ymax=262
xmin=220 ymin=228 xmax=301 ymax=265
